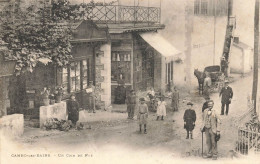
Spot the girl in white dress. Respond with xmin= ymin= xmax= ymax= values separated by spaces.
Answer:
xmin=156 ymin=96 xmax=166 ymax=120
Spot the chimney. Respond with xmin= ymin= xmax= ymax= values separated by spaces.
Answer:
xmin=234 ymin=36 xmax=239 ymax=44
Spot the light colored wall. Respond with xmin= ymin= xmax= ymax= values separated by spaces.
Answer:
xmin=244 ymin=49 xmax=253 ymax=73
xmin=161 ymin=0 xmax=227 ymax=89
xmin=230 ymin=46 xmax=253 ymax=74
xmin=100 ymin=43 xmax=112 ymax=108
xmin=0 ymin=114 xmax=24 ymax=137
xmin=230 ymin=47 xmax=243 ymax=73
xmin=233 ymin=0 xmax=255 ymax=48
xmin=173 ymin=62 xmax=186 ymax=87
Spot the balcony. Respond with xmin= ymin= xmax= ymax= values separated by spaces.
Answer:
xmin=82 ymin=5 xmax=161 ymax=25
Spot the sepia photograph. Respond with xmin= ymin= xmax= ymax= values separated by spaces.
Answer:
xmin=0 ymin=0 xmax=259 ymax=163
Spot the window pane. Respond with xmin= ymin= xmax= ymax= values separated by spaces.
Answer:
xmin=62 ymin=67 xmax=68 ymax=82
xmin=75 ymin=76 xmax=80 ymax=91
xmin=111 ymin=51 xmax=131 ymax=83
xmin=70 ymin=63 xmax=76 ymax=92
xmin=71 ymin=77 xmax=76 ymax=92
xmin=201 ymin=0 xmax=208 ymax=15
xmin=82 ymin=60 xmax=88 ymax=77
xmin=62 ymin=67 xmax=68 ymax=94
xmin=75 ymin=62 xmax=80 ymax=91
xmin=194 ymin=0 xmax=200 ymax=15
xmin=82 ymin=60 xmax=88 ymax=89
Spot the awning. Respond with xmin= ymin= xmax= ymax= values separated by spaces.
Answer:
xmin=139 ymin=32 xmax=183 ymax=62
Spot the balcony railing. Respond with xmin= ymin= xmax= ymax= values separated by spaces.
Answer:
xmin=82 ymin=5 xmax=161 ymax=24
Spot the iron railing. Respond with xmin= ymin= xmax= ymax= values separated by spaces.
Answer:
xmin=235 ymin=99 xmax=260 ymax=156
xmin=82 ymin=5 xmax=161 ymax=24
xmin=236 ymin=128 xmax=260 ymax=155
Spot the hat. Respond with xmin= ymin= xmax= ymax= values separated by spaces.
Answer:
xmin=224 ymin=79 xmax=229 ymax=83
xmin=222 ymin=57 xmax=225 ymax=59
xmin=187 ymin=102 xmax=193 ymax=106
xmin=130 ymin=89 xmax=135 ymax=93
xmin=139 ymin=98 xmax=145 ymax=101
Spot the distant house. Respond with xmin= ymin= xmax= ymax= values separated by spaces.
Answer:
xmin=230 ymin=37 xmax=253 ymax=74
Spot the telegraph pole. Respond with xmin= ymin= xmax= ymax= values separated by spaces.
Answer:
xmin=252 ymin=0 xmax=259 ymax=113
xmin=213 ymin=0 xmax=216 ymax=65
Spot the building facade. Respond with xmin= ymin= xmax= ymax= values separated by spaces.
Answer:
xmin=161 ymin=0 xmax=231 ymax=89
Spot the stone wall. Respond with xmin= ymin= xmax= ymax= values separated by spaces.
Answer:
xmin=0 ymin=114 xmax=24 ymax=137
xmin=0 ymin=77 xmax=10 ymax=117
xmin=39 ymin=101 xmax=67 ymax=128
xmin=95 ymin=43 xmax=111 ymax=109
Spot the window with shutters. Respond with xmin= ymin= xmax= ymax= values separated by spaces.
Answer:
xmin=201 ymin=0 xmax=208 ymax=15
xmin=194 ymin=0 xmax=200 ymax=15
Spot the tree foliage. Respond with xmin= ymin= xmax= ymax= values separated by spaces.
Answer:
xmin=0 ymin=0 xmax=115 ymax=75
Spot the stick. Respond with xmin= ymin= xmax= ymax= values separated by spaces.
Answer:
xmin=202 ymin=131 xmax=204 ymax=157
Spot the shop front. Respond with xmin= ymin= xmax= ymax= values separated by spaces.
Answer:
xmin=111 ymin=31 xmax=183 ymax=104
xmin=7 ymin=20 xmax=109 ymax=118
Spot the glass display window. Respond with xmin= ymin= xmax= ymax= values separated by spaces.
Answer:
xmin=111 ymin=51 xmax=131 ymax=84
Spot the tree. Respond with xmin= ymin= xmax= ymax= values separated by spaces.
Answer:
xmin=0 ymin=0 xmax=111 ymax=75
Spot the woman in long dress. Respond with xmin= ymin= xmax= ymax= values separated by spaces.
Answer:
xmin=156 ymin=96 xmax=166 ymax=121
xmin=114 ymin=74 xmax=126 ymax=104
xmin=67 ymin=94 xmax=79 ymax=126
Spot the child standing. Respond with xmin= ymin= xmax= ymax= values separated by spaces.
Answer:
xmin=156 ymin=96 xmax=167 ymax=121
xmin=137 ymin=98 xmax=149 ymax=134
xmin=183 ymin=102 xmax=196 ymax=139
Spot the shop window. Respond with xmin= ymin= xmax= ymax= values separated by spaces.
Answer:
xmin=111 ymin=51 xmax=131 ymax=83
xmin=62 ymin=59 xmax=88 ymax=94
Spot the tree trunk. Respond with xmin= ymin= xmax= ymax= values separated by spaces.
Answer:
xmin=252 ymin=0 xmax=259 ymax=113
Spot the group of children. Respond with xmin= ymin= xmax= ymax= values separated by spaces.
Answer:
xmin=133 ymin=88 xmax=197 ymax=138
xmin=136 ymin=95 xmax=167 ymax=134
xmin=132 ymin=88 xmax=175 ymax=134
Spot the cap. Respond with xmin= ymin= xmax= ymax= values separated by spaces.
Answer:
xmin=187 ymin=102 xmax=193 ymax=106
xmin=139 ymin=98 xmax=145 ymax=101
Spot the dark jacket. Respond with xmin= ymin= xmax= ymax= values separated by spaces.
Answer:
xmin=67 ymin=100 xmax=79 ymax=124
xmin=219 ymin=86 xmax=233 ymax=104
xmin=183 ymin=109 xmax=196 ymax=131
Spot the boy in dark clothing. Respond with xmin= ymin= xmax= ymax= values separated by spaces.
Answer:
xmin=184 ymin=102 xmax=196 ymax=139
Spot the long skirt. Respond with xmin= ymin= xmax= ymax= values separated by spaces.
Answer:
xmin=68 ymin=112 xmax=79 ymax=125
xmin=114 ymin=86 xmax=126 ymax=104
